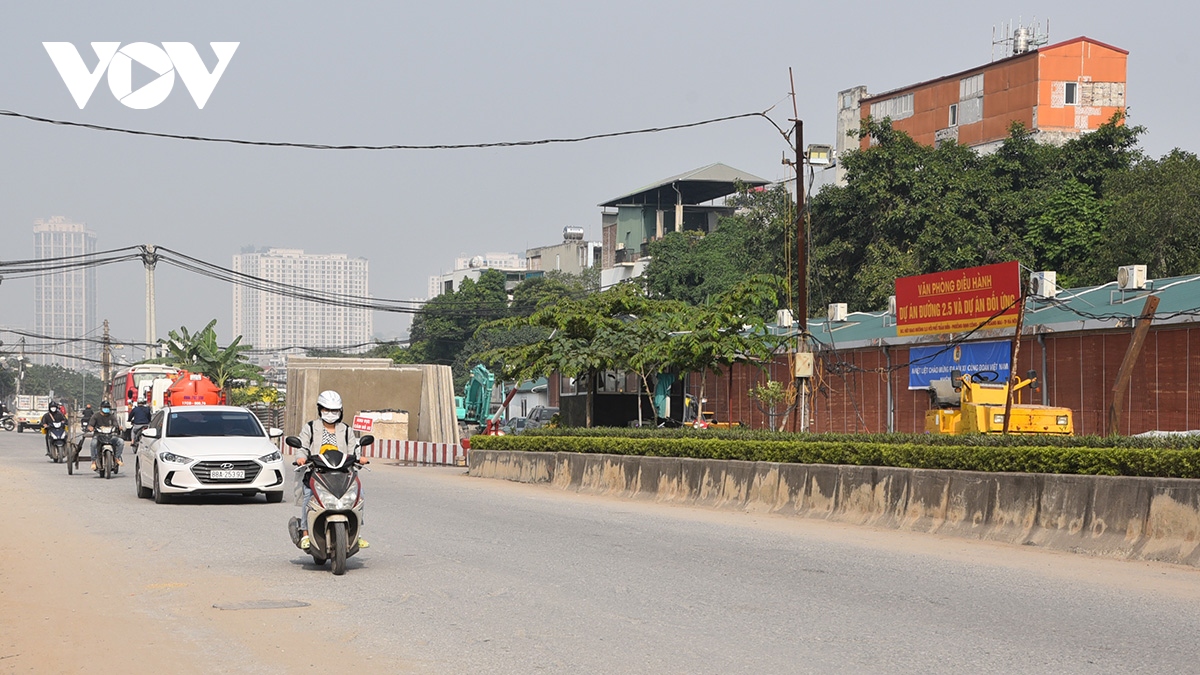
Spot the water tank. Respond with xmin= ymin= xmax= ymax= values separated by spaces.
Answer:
xmin=563 ymin=226 xmax=585 ymax=241
xmin=1013 ymin=26 xmax=1032 ymax=53
xmin=469 ymin=255 xmax=485 ymax=268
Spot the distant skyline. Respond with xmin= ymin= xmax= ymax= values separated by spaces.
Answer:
xmin=2 ymin=2 xmax=1196 ymax=349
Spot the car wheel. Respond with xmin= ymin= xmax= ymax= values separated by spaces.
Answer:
xmin=152 ymin=463 xmax=170 ymax=504
xmin=135 ymin=459 xmax=152 ymax=499
xmin=265 ymin=491 xmax=284 ymax=504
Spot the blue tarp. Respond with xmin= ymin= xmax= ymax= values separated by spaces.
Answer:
xmin=907 ymin=340 xmax=1012 ymax=390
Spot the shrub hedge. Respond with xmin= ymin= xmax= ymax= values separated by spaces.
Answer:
xmin=469 ymin=434 xmax=1200 ymax=479
xmin=514 ymin=426 xmax=1200 ymax=450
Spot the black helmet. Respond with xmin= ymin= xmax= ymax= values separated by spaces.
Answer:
xmin=100 ymin=400 xmax=113 ymax=412
xmin=48 ymin=402 xmax=58 ymax=412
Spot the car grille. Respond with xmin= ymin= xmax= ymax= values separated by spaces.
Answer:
xmin=191 ymin=460 xmax=262 ymax=484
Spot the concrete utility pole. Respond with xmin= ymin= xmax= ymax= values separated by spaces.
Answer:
xmin=101 ymin=320 xmax=112 ymax=391
xmin=789 ymin=67 xmax=811 ymax=432
xmin=14 ymin=337 xmax=25 ymax=398
xmin=140 ymin=245 xmax=159 ymax=360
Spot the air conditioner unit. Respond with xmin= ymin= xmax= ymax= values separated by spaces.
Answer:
xmin=828 ymin=303 xmax=848 ymax=323
xmin=1030 ymin=271 xmax=1057 ymax=298
xmin=887 ymin=295 xmax=897 ymax=316
xmin=776 ymin=309 xmax=794 ymax=327
xmin=1117 ymin=264 xmax=1147 ymax=290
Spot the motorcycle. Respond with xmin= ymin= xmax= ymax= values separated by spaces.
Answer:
xmin=1 ymin=413 xmax=14 ymax=432
xmin=45 ymin=421 xmax=68 ymax=463
xmin=92 ymin=425 xmax=120 ymax=479
xmin=286 ymin=434 xmax=373 ymax=576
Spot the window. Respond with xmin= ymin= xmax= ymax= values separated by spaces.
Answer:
xmin=948 ymin=104 xmax=958 ymax=127
xmin=959 ymin=74 xmax=984 ymax=100
xmin=1064 ymin=82 xmax=1078 ymax=106
xmin=869 ymin=93 xmax=914 ymax=121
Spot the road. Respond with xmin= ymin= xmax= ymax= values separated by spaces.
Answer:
xmin=2 ymin=430 xmax=1200 ymax=674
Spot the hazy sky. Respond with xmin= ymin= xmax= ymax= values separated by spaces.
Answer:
xmin=0 ymin=1 xmax=1192 ymax=347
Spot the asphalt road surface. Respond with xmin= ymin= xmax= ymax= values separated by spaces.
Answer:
xmin=2 ymin=430 xmax=1200 ymax=674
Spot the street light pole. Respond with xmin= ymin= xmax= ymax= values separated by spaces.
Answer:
xmin=141 ymin=245 xmax=159 ymax=360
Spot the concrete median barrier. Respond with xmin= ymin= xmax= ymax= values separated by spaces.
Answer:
xmin=467 ymin=449 xmax=1200 ymax=568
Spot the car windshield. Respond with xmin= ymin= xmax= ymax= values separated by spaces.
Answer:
xmin=166 ymin=410 xmax=264 ymax=438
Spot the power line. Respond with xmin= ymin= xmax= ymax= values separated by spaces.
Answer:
xmin=0 ymin=108 xmax=772 ymax=151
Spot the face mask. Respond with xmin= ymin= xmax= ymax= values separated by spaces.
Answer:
xmin=101 ymin=408 xmax=111 ymax=414
xmin=320 ymin=410 xmax=340 ymax=424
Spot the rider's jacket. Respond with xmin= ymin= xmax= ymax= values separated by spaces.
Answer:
xmin=129 ymin=404 xmax=153 ymax=425
xmin=89 ymin=412 xmax=118 ymax=431
xmin=41 ymin=411 xmax=67 ymax=428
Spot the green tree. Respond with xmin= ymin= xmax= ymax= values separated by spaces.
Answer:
xmin=809 ymin=115 xmax=1145 ymax=312
xmin=644 ymin=183 xmax=794 ymax=306
xmin=406 ymin=270 xmax=509 ymax=373
xmin=1098 ymin=149 xmax=1200 ymax=279
xmin=9 ymin=364 xmax=105 ymax=409
xmin=163 ymin=320 xmax=260 ymax=391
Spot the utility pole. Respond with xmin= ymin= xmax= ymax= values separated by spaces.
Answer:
xmin=101 ymin=320 xmax=112 ymax=392
xmin=141 ymin=245 xmax=159 ymax=360
xmin=14 ymin=337 xmax=25 ymax=398
xmin=789 ymin=68 xmax=811 ymax=432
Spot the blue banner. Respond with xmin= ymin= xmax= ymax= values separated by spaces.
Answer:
xmin=907 ymin=341 xmax=1011 ymax=390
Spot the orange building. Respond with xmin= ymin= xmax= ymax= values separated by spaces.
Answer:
xmin=839 ymin=36 xmax=1127 ymax=159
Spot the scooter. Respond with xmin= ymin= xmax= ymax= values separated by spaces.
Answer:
xmin=0 ymin=413 xmax=14 ymax=432
xmin=286 ymin=434 xmax=373 ymax=576
xmin=92 ymin=425 xmax=120 ymax=479
xmin=45 ymin=421 xmax=68 ymax=463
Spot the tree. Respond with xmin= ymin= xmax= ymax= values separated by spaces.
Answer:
xmin=163 ymin=320 xmax=260 ymax=391
xmin=644 ymin=183 xmax=794 ymax=306
xmin=808 ymin=115 xmax=1148 ymax=312
xmin=663 ymin=275 xmax=784 ymax=408
xmin=404 ymin=269 xmax=510 ymax=376
xmin=1098 ymin=149 xmax=1200 ymax=279
xmin=479 ymin=276 xmax=785 ymax=427
xmin=6 ymin=364 xmax=105 ymax=409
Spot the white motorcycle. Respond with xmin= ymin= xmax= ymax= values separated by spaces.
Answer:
xmin=286 ymin=434 xmax=372 ymax=576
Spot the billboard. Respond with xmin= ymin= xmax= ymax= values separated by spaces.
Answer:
xmin=895 ymin=261 xmax=1021 ymax=337
xmin=907 ymin=340 xmax=1012 ymax=390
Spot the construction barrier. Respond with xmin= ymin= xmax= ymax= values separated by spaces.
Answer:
xmin=282 ymin=438 xmax=465 ymax=466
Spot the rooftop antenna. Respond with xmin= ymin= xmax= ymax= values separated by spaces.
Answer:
xmin=992 ymin=17 xmax=1049 ymax=60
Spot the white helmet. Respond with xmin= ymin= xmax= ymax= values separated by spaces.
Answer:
xmin=316 ymin=390 xmax=343 ymax=411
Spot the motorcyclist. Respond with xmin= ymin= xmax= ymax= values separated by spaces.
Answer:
xmin=127 ymin=397 xmax=153 ymax=448
xmin=294 ymin=390 xmax=368 ymax=551
xmin=80 ymin=403 xmax=94 ymax=426
xmin=40 ymin=402 xmax=68 ymax=457
xmin=87 ymin=401 xmax=124 ymax=470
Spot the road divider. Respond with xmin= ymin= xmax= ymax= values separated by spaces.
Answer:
xmin=469 ymin=450 xmax=1200 ymax=567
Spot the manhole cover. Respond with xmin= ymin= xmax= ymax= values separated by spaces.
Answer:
xmin=213 ymin=599 xmax=311 ymax=611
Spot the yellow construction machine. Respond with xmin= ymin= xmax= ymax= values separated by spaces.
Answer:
xmin=925 ymin=369 xmax=1073 ymax=435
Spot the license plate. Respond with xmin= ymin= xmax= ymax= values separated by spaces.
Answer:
xmin=210 ymin=469 xmax=245 ymax=480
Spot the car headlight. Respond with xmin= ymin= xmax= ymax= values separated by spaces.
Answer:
xmin=258 ymin=450 xmax=281 ymax=463
xmin=159 ymin=451 xmax=193 ymax=464
xmin=313 ymin=480 xmax=360 ymax=510
xmin=993 ymin=414 xmax=1005 ymax=426
xmin=1056 ymin=415 xmax=1069 ymax=426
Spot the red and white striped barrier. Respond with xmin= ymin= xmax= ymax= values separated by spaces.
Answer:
xmin=281 ymin=438 xmax=465 ymax=466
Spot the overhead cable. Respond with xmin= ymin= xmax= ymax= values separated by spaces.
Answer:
xmin=0 ymin=108 xmax=771 ymax=151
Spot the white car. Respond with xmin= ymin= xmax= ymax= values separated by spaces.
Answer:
xmin=135 ymin=405 xmax=286 ymax=504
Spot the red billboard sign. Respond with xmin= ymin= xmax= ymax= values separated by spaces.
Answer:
xmin=352 ymin=416 xmax=374 ymax=432
xmin=894 ymin=261 xmax=1021 ymax=337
